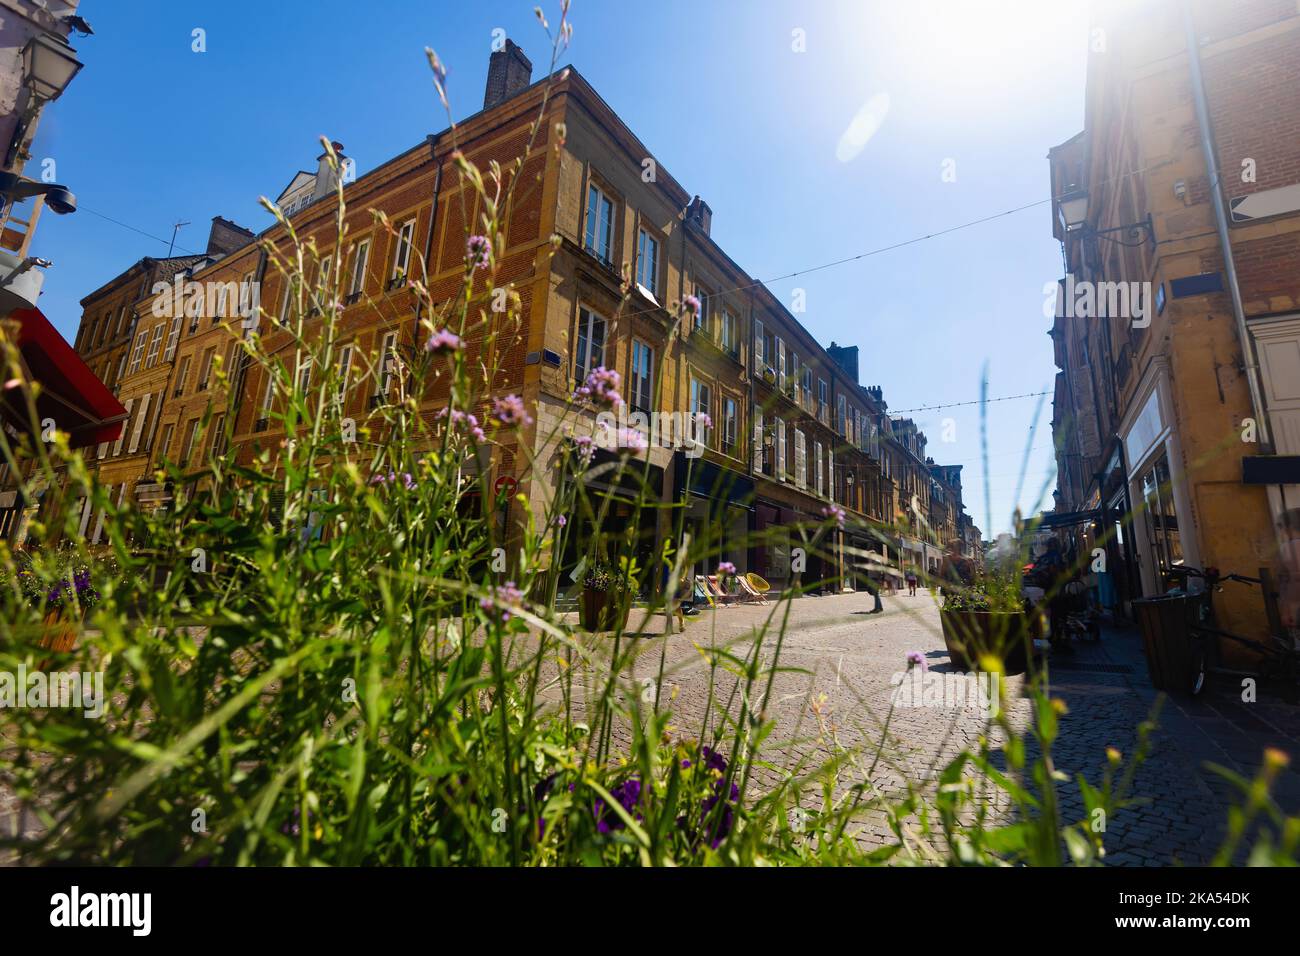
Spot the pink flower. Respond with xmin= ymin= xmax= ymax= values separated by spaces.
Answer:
xmin=492 ymin=394 xmax=532 ymax=428
xmin=579 ymin=366 xmax=623 ymax=409
xmin=573 ymin=434 xmax=595 ymax=463
xmin=906 ymin=651 xmax=928 ymax=672
xmin=480 ymin=580 xmax=525 ymax=622
xmin=617 ymin=427 xmax=648 ymax=452
xmin=425 ymin=328 xmax=462 ymax=354
xmin=822 ymin=504 xmax=846 ymax=530
xmin=467 ymin=235 xmax=492 ymax=270
xmin=718 ymin=562 xmax=736 ymax=576
xmin=683 ymin=294 xmax=701 ymax=317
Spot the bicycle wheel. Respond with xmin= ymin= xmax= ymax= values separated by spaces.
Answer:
xmin=1189 ymin=645 xmax=1208 ymax=695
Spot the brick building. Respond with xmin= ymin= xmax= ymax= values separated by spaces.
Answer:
xmin=1048 ymin=0 xmax=1300 ymax=650
xmin=51 ymin=41 xmax=974 ymax=595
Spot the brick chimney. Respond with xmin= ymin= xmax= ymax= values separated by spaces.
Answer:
xmin=206 ymin=216 xmax=255 ymax=257
xmin=686 ymin=195 xmax=712 ymax=236
xmin=483 ymin=40 xmax=532 ymax=110
xmin=826 ymin=342 xmax=859 ymax=384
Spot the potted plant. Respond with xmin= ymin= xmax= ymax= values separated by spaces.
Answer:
xmin=580 ymin=560 xmax=631 ymax=632
xmin=8 ymin=550 xmax=109 ymax=657
xmin=939 ymin=567 xmax=1038 ymax=674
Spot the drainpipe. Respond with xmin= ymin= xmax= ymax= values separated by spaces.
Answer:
xmin=412 ymin=133 xmax=443 ymax=354
xmin=1182 ymin=0 xmax=1273 ymax=452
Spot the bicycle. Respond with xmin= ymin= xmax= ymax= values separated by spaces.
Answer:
xmin=1167 ymin=565 xmax=1300 ymax=699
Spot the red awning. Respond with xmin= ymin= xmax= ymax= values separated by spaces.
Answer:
xmin=2 ymin=306 xmax=127 ymax=449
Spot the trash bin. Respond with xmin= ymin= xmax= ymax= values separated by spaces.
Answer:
xmin=1132 ymin=595 xmax=1195 ymax=692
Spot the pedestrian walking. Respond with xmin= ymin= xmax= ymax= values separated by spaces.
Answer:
xmin=905 ymin=568 xmax=917 ymax=596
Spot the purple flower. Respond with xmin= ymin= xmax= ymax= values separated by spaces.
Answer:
xmin=717 ymin=561 xmax=736 ymax=576
xmin=467 ymin=234 xmax=492 ymax=270
xmin=554 ymin=515 xmax=567 ymax=528
xmin=425 ymin=328 xmax=462 ymax=354
xmin=594 ymin=777 xmax=644 ymax=834
xmin=616 ymin=427 xmax=648 ymax=453
xmin=683 ymin=294 xmax=701 ymax=317
xmin=695 ymin=412 xmax=712 ymax=430
xmin=573 ymin=434 xmax=595 ymax=463
xmin=822 ymin=504 xmax=846 ymax=530
xmin=492 ymin=394 xmax=533 ymax=428
xmin=906 ymin=650 xmax=928 ymax=672
xmin=480 ymin=580 xmax=525 ymax=622
xmin=580 ymin=366 xmax=624 ymax=409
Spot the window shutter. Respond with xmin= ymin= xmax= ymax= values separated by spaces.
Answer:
xmin=828 ymin=449 xmax=835 ymax=502
xmin=754 ymin=319 xmax=764 ymax=367
xmin=753 ymin=409 xmax=763 ymax=472
xmin=114 ymin=399 xmax=135 ymax=456
xmin=776 ymin=418 xmax=786 ymax=478
xmin=128 ymin=393 xmax=151 ymax=453
xmin=795 ymin=430 xmax=806 ymax=489
xmin=777 ymin=338 xmax=786 ymax=389
xmin=815 ymin=441 xmax=824 ymax=495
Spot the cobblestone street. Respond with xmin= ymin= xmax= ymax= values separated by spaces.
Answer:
xmin=548 ymin=590 xmax=1300 ymax=864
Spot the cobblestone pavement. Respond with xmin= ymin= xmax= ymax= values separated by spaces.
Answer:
xmin=545 ymin=590 xmax=1300 ymax=864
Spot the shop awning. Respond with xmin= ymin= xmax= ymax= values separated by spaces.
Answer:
xmin=1 ymin=306 xmax=126 ymax=449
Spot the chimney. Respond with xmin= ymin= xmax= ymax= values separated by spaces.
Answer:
xmin=687 ymin=195 xmax=712 ymax=236
xmin=484 ymin=39 xmax=532 ymax=109
xmin=312 ymin=141 xmax=347 ymax=200
xmin=206 ymin=216 xmax=255 ymax=258
xmin=826 ymin=342 xmax=859 ymax=384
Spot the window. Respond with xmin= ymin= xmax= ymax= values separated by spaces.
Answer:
xmin=174 ymin=355 xmax=191 ymax=397
xmin=260 ymin=367 xmax=276 ymax=412
xmin=575 ymin=307 xmax=606 ymax=387
xmin=776 ymin=337 xmax=786 ymax=389
xmin=115 ymin=305 xmax=129 ymax=336
xmin=297 ymin=356 xmax=313 ymax=392
xmin=795 ymin=430 xmax=807 ymax=489
xmin=181 ymin=418 xmax=200 ymax=466
xmin=377 ymin=331 xmax=399 ymax=401
xmin=391 ymin=219 xmax=416 ymax=283
xmin=337 ymin=344 xmax=353 ymax=402
xmin=837 ymin=394 xmax=847 ymax=435
xmin=818 ymin=379 xmax=829 ymax=423
xmin=198 ymin=347 xmax=216 ymax=390
xmin=636 ymin=229 xmax=658 ymax=295
xmin=163 ymin=316 xmax=181 ymax=362
xmin=1139 ymin=453 xmax=1183 ymax=587
xmin=721 ymin=310 xmax=737 ymax=355
xmin=128 ymin=330 xmax=148 ymax=374
xmin=786 ymin=349 xmax=799 ymax=398
xmin=209 ymin=413 xmax=227 ymax=458
xmin=690 ymin=377 xmax=712 ymax=447
xmin=319 ymin=254 xmax=333 ymax=289
xmin=113 ymin=399 xmax=134 ymax=456
xmin=279 ymin=277 xmax=294 ymax=323
xmin=347 ymin=240 xmax=370 ymax=300
xmin=801 ymin=368 xmax=812 ymax=410
xmin=694 ymin=287 xmax=710 ymax=332
xmin=158 ymin=423 xmax=175 ymax=462
xmin=115 ymin=353 xmax=127 ymax=389
xmin=630 ymin=339 xmax=654 ymax=411
xmin=145 ymin=324 xmax=164 ymax=367
xmin=723 ymin=396 xmax=737 ymax=453
xmin=584 ymin=183 xmax=614 ymax=264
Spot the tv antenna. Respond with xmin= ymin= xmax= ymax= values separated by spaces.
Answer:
xmin=166 ymin=219 xmax=190 ymax=257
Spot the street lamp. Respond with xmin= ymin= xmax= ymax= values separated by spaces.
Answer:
xmin=1056 ymin=186 xmax=1155 ymax=249
xmin=22 ymin=32 xmax=83 ymax=102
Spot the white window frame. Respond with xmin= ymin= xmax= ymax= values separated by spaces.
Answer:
xmin=392 ymin=219 xmax=416 ymax=281
xmin=378 ymin=331 xmax=399 ymax=398
xmin=113 ymin=399 xmax=134 ymax=456
xmin=348 ymin=240 xmax=370 ymax=298
xmin=636 ymin=228 xmax=658 ymax=294
xmin=630 ymin=338 xmax=654 ymax=411
xmin=575 ymin=306 xmax=606 ymax=387
xmin=128 ymin=330 xmax=148 ymax=374
xmin=163 ymin=316 xmax=181 ymax=362
xmin=145 ymin=324 xmax=164 ymax=367
xmin=584 ymin=182 xmax=614 ymax=264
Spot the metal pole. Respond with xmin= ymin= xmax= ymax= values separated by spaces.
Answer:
xmin=1182 ymin=0 xmax=1273 ymax=452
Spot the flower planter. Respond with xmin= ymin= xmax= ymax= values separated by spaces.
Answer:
xmin=580 ymin=587 xmax=630 ymax=632
xmin=939 ymin=608 xmax=1034 ymax=674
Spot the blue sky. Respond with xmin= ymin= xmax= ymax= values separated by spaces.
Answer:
xmin=31 ymin=0 xmax=1089 ymax=535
